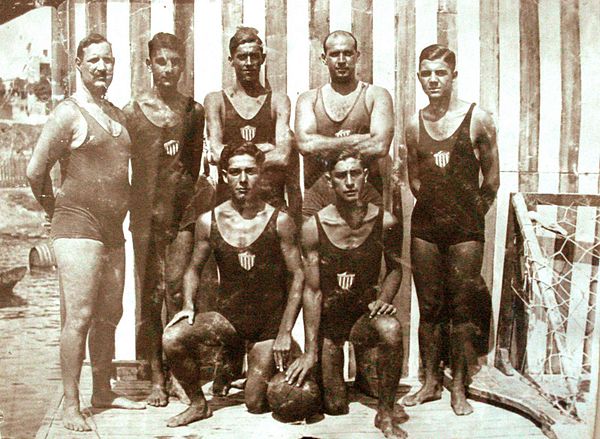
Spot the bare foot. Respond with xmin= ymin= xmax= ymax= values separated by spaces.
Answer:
xmin=402 ymin=383 xmax=442 ymax=407
xmin=91 ymin=390 xmax=146 ymax=409
xmin=168 ymin=375 xmax=191 ymax=405
xmin=375 ymin=410 xmax=408 ymax=439
xmin=392 ymin=404 xmax=409 ymax=424
xmin=450 ymin=387 xmax=473 ymax=416
xmin=167 ymin=401 xmax=212 ymax=427
xmin=210 ymin=379 xmax=231 ymax=397
xmin=63 ymin=404 xmax=92 ymax=432
xmin=146 ymin=384 xmax=169 ymax=407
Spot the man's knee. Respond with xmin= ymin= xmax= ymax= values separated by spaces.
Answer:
xmin=373 ymin=316 xmax=402 ymax=347
xmin=162 ymin=323 xmax=187 ymax=357
xmin=419 ymin=295 xmax=445 ymax=324
xmin=245 ymin=392 xmax=269 ymax=414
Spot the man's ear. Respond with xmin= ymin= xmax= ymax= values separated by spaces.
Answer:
xmin=453 ymin=70 xmax=458 ymax=80
xmin=145 ymin=58 xmax=152 ymax=70
xmin=363 ymin=168 xmax=369 ymax=182
xmin=228 ymin=55 xmax=233 ymax=64
xmin=320 ymin=53 xmax=327 ymax=65
xmin=221 ymin=170 xmax=229 ymax=184
xmin=325 ymin=172 xmax=332 ymax=187
xmin=75 ymin=57 xmax=82 ymax=70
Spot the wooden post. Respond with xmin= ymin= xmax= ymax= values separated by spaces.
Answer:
xmin=85 ymin=0 xmax=107 ymax=36
xmin=437 ymin=0 xmax=457 ymax=51
xmin=351 ymin=0 xmax=372 ymax=84
xmin=129 ymin=0 xmax=151 ymax=99
xmin=174 ymin=0 xmax=195 ymax=97
xmin=308 ymin=0 xmax=329 ymax=89
xmin=221 ymin=0 xmax=243 ymax=89
xmin=52 ymin=1 xmax=69 ymax=101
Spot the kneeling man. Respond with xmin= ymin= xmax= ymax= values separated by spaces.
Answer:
xmin=286 ymin=150 xmax=407 ymax=439
xmin=162 ymin=142 xmax=304 ymax=427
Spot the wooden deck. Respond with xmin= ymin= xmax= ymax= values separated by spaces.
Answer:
xmin=37 ymin=365 xmax=550 ymax=439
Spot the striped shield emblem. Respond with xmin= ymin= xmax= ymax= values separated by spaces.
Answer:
xmin=337 ymin=271 xmax=355 ymax=291
xmin=240 ymin=125 xmax=257 ymax=142
xmin=433 ymin=150 xmax=450 ymax=168
xmin=238 ymin=251 xmax=255 ymax=271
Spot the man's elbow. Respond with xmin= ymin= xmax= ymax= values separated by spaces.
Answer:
xmin=26 ymin=162 xmax=43 ymax=188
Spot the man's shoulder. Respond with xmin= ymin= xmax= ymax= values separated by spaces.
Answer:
xmin=297 ymin=88 xmax=319 ymax=104
xmin=204 ymin=90 xmax=224 ymax=108
xmin=471 ymin=104 xmax=494 ymax=127
xmin=364 ymin=83 xmax=392 ymax=101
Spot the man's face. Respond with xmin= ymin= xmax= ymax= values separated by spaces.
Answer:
xmin=77 ymin=42 xmax=114 ymax=95
xmin=417 ymin=58 xmax=456 ymax=99
xmin=230 ymin=42 xmax=265 ymax=83
xmin=322 ymin=35 xmax=359 ymax=83
xmin=224 ymin=154 xmax=260 ymax=201
xmin=328 ymin=157 xmax=366 ymax=203
xmin=147 ymin=47 xmax=183 ymax=91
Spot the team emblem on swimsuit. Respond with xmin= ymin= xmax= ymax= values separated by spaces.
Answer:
xmin=238 ymin=251 xmax=255 ymax=271
xmin=337 ymin=271 xmax=355 ymax=291
xmin=240 ymin=125 xmax=257 ymax=141
xmin=433 ymin=150 xmax=450 ymax=168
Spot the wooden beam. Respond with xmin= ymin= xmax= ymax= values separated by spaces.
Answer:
xmin=174 ymin=0 xmax=194 ymax=97
xmin=221 ymin=0 xmax=243 ymax=89
xmin=308 ymin=0 xmax=329 ymax=89
xmin=517 ymin=0 xmax=540 ymax=192
xmin=129 ymin=0 xmax=151 ymax=99
xmin=437 ymin=0 xmax=457 ymax=51
xmin=265 ymin=0 xmax=287 ymax=94
xmin=351 ymin=0 xmax=372 ymax=83
xmin=53 ymin=1 xmax=69 ymax=100
xmin=85 ymin=0 xmax=106 ymax=36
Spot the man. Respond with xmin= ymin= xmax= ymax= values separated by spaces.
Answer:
xmin=27 ymin=34 xmax=145 ymax=432
xmin=295 ymin=30 xmax=394 ymax=217
xmin=162 ymin=142 xmax=304 ymax=427
xmin=286 ymin=150 xmax=407 ymax=439
xmin=204 ymin=27 xmax=299 ymax=218
xmin=123 ymin=32 xmax=212 ymax=408
xmin=403 ymin=44 xmax=499 ymax=415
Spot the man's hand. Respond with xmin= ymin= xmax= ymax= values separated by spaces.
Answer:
xmin=256 ymin=142 xmax=276 ymax=154
xmin=166 ymin=308 xmax=194 ymax=328
xmin=164 ymin=140 xmax=180 ymax=156
xmin=272 ymin=331 xmax=292 ymax=372
xmin=368 ymin=299 xmax=397 ymax=318
xmin=285 ymin=352 xmax=316 ymax=386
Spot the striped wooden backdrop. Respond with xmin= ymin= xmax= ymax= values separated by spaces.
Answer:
xmin=50 ymin=0 xmax=600 ymax=377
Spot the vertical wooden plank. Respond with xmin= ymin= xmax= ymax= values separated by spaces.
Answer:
xmin=479 ymin=0 xmax=499 ymax=364
xmin=242 ymin=0 xmax=266 ymax=85
xmin=221 ymin=0 xmax=243 ymax=89
xmin=74 ymin=0 xmax=87 ymax=92
xmin=308 ymin=0 xmax=329 ymax=89
xmin=559 ymin=0 xmax=582 ymax=194
xmin=578 ymin=0 xmax=600 ymax=195
xmin=174 ymin=0 xmax=195 ymax=96
xmin=265 ymin=0 xmax=286 ymax=94
xmin=517 ymin=0 xmax=540 ymax=192
xmin=329 ymin=0 xmax=352 ymax=31
xmin=151 ymin=0 xmax=175 ymax=35
xmin=85 ymin=0 xmax=107 ymax=36
xmin=194 ymin=0 xmax=223 ymax=102
xmin=537 ymin=0 xmax=561 ymax=194
xmin=129 ymin=0 xmax=151 ymax=99
xmin=414 ymin=0 xmax=437 ymax=109
xmin=53 ymin=1 xmax=70 ymax=99
xmin=352 ymin=0 xmax=373 ymax=83
xmin=437 ymin=0 xmax=457 ymax=51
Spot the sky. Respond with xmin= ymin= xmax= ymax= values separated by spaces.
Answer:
xmin=0 ymin=7 xmax=52 ymax=81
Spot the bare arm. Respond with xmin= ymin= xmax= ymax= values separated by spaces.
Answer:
xmin=474 ymin=109 xmax=500 ymax=215
xmin=259 ymin=92 xmax=293 ymax=168
xmin=351 ymin=86 xmax=394 ymax=158
xmin=204 ymin=91 xmax=226 ymax=165
xmin=294 ymin=91 xmax=370 ymax=158
xmin=26 ymin=103 xmax=76 ymax=217
xmin=188 ymin=102 xmax=205 ymax=179
xmin=404 ymin=114 xmax=421 ymax=198
xmin=272 ymin=212 xmax=305 ymax=371
xmin=285 ymin=217 xmax=322 ymax=385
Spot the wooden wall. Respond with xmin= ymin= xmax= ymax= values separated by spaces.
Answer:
xmin=52 ymin=0 xmax=600 ymax=375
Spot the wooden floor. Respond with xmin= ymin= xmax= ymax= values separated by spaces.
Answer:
xmin=37 ymin=365 xmax=549 ymax=439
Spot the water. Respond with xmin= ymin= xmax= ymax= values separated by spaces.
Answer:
xmin=0 ymin=236 xmax=61 ymax=439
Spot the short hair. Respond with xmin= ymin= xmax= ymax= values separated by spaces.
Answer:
xmin=229 ymin=27 xmax=263 ymax=55
xmin=322 ymin=30 xmax=358 ymax=53
xmin=76 ymin=33 xmax=111 ymax=60
xmin=148 ymin=32 xmax=184 ymax=59
xmin=327 ymin=149 xmax=366 ymax=172
xmin=418 ymin=44 xmax=456 ymax=71
xmin=220 ymin=142 xmax=265 ymax=171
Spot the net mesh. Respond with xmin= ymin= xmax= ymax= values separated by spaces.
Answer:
xmin=512 ymin=196 xmax=600 ymax=418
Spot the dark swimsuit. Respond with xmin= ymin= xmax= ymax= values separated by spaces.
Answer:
xmin=316 ymin=207 xmax=384 ymax=341
xmin=52 ymin=99 xmax=130 ymax=246
xmin=411 ymin=103 xmax=485 ymax=249
xmin=210 ymin=207 xmax=287 ymax=342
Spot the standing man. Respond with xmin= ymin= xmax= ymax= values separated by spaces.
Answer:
xmin=295 ymin=30 xmax=394 ymax=217
xmin=286 ymin=150 xmax=407 ymax=439
xmin=124 ymin=32 xmax=212 ymax=407
xmin=204 ymin=27 xmax=299 ymax=218
xmin=403 ymin=44 xmax=499 ymax=415
xmin=162 ymin=142 xmax=304 ymax=427
xmin=27 ymin=34 xmax=145 ymax=432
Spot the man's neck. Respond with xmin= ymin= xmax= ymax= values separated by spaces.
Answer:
xmin=153 ymin=84 xmax=180 ymax=107
xmin=426 ymin=93 xmax=457 ymax=119
xmin=234 ymin=78 xmax=265 ymax=98
xmin=330 ymin=77 xmax=359 ymax=96
xmin=75 ymin=86 xmax=104 ymax=106
xmin=334 ymin=199 xmax=367 ymax=229
xmin=230 ymin=197 xmax=265 ymax=219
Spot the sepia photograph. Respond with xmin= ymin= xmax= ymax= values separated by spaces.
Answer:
xmin=0 ymin=0 xmax=599 ymax=438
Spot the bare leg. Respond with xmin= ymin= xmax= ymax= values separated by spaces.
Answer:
xmin=90 ymin=245 xmax=146 ymax=410
xmin=163 ymin=311 xmax=240 ymax=427
xmin=353 ymin=315 xmax=407 ymax=439
xmin=319 ymin=337 xmax=349 ymax=415
xmin=447 ymin=241 xmax=489 ymax=416
xmin=54 ymin=239 xmax=103 ymax=432
xmin=245 ymin=340 xmax=276 ymax=414
xmin=404 ymin=237 xmax=446 ymax=407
